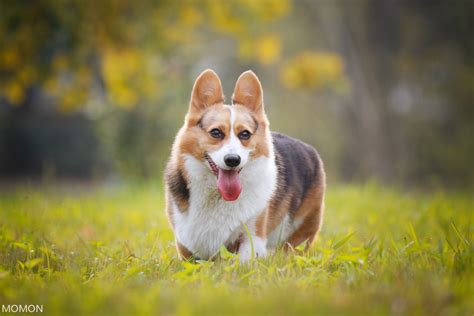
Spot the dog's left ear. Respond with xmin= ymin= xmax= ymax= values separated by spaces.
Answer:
xmin=232 ymin=70 xmax=264 ymax=113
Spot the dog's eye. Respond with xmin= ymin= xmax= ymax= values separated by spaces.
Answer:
xmin=209 ymin=128 xmax=224 ymax=139
xmin=238 ymin=130 xmax=252 ymax=140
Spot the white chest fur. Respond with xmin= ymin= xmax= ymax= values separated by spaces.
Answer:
xmin=172 ymin=154 xmax=277 ymax=259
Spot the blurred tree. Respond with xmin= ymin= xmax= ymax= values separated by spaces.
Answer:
xmin=0 ymin=0 xmax=291 ymax=110
xmin=0 ymin=0 xmax=471 ymax=187
xmin=0 ymin=0 xmax=292 ymax=178
xmin=284 ymin=0 xmax=474 ymax=186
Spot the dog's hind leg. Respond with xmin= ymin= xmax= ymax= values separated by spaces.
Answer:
xmin=283 ymin=183 xmax=324 ymax=251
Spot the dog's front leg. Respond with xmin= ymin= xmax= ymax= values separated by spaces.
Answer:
xmin=238 ymin=212 xmax=268 ymax=262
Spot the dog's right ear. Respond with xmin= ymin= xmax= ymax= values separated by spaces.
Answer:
xmin=188 ymin=69 xmax=224 ymax=115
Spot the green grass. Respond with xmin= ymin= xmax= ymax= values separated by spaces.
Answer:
xmin=0 ymin=182 xmax=472 ymax=315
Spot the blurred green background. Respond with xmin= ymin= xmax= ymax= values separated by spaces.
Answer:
xmin=0 ymin=0 xmax=472 ymax=187
xmin=0 ymin=2 xmax=473 ymax=314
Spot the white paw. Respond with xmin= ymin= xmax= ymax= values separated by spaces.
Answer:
xmin=239 ymin=237 xmax=267 ymax=262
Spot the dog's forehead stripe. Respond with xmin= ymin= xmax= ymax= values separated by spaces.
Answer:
xmin=199 ymin=105 xmax=257 ymax=134
xmin=228 ymin=106 xmax=235 ymax=130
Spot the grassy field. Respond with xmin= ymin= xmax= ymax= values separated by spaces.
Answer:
xmin=0 ymin=182 xmax=472 ymax=315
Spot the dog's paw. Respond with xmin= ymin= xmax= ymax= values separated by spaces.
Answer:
xmin=239 ymin=237 xmax=267 ymax=263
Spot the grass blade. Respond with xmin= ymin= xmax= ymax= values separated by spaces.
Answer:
xmin=332 ymin=231 xmax=356 ymax=250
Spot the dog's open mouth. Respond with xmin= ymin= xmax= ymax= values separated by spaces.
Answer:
xmin=205 ymin=154 xmax=242 ymax=202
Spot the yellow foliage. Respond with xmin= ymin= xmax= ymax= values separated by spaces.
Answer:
xmin=42 ymin=64 xmax=93 ymax=111
xmin=180 ymin=6 xmax=202 ymax=27
xmin=256 ymin=34 xmax=281 ymax=65
xmin=163 ymin=23 xmax=195 ymax=45
xmin=242 ymin=0 xmax=291 ymax=20
xmin=0 ymin=0 xmax=292 ymax=109
xmin=102 ymin=50 xmax=138 ymax=108
xmin=102 ymin=49 xmax=159 ymax=109
xmin=76 ymin=67 xmax=92 ymax=86
xmin=238 ymin=38 xmax=253 ymax=60
xmin=18 ymin=66 xmax=37 ymax=85
xmin=281 ymin=51 xmax=346 ymax=90
xmin=52 ymin=55 xmax=69 ymax=71
xmin=3 ymin=80 xmax=24 ymax=105
xmin=43 ymin=77 xmax=59 ymax=95
xmin=209 ymin=1 xmax=244 ymax=34
xmin=1 ymin=47 xmax=20 ymax=70
xmin=238 ymin=34 xmax=282 ymax=65
xmin=59 ymin=89 xmax=87 ymax=113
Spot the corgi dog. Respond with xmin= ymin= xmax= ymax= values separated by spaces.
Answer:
xmin=165 ymin=69 xmax=325 ymax=262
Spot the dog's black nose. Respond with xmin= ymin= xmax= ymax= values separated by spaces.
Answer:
xmin=224 ymin=154 xmax=241 ymax=168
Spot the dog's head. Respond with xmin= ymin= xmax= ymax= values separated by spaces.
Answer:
xmin=179 ymin=69 xmax=272 ymax=201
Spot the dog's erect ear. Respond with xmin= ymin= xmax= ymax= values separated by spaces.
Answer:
xmin=232 ymin=70 xmax=264 ymax=113
xmin=189 ymin=69 xmax=224 ymax=113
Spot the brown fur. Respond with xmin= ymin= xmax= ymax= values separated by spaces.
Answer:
xmin=282 ymin=180 xmax=325 ymax=250
xmin=176 ymin=241 xmax=194 ymax=260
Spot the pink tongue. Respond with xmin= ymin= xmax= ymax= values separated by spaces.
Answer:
xmin=217 ymin=169 xmax=242 ymax=201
